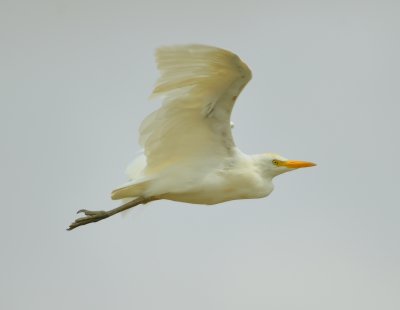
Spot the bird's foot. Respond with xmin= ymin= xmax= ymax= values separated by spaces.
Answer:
xmin=67 ymin=209 xmax=110 ymax=231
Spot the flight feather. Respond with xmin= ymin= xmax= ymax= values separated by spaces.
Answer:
xmin=140 ymin=44 xmax=252 ymax=176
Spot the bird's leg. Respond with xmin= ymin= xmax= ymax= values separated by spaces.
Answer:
xmin=67 ymin=196 xmax=156 ymax=231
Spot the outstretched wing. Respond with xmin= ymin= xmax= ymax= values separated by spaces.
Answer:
xmin=140 ymin=44 xmax=252 ymax=176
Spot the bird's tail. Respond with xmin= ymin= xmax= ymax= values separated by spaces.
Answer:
xmin=111 ymin=180 xmax=150 ymax=200
xmin=111 ymin=152 xmax=150 ymax=200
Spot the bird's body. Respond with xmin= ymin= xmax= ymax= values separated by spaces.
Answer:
xmin=112 ymin=148 xmax=273 ymax=205
xmin=68 ymin=44 xmax=315 ymax=230
xmin=154 ymin=151 xmax=274 ymax=205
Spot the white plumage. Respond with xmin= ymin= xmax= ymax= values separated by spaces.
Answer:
xmin=112 ymin=45 xmax=252 ymax=202
xmin=68 ymin=44 xmax=315 ymax=230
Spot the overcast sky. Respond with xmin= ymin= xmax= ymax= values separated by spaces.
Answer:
xmin=1 ymin=0 xmax=399 ymax=309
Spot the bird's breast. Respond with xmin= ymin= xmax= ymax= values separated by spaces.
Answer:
xmin=161 ymin=170 xmax=274 ymax=205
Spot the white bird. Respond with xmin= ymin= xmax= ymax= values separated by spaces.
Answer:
xmin=68 ymin=44 xmax=316 ymax=230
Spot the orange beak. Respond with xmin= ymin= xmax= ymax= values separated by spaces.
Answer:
xmin=282 ymin=160 xmax=316 ymax=169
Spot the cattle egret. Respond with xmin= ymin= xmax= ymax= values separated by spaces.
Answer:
xmin=68 ymin=44 xmax=316 ymax=230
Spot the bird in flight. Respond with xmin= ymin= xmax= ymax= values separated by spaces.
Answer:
xmin=68 ymin=44 xmax=316 ymax=230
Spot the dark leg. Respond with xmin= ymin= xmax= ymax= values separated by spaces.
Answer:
xmin=67 ymin=196 xmax=156 ymax=231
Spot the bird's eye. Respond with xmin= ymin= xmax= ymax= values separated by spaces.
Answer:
xmin=272 ymin=159 xmax=279 ymax=166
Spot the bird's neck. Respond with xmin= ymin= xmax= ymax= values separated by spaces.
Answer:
xmin=252 ymin=154 xmax=274 ymax=180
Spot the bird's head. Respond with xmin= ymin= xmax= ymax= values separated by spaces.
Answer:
xmin=260 ymin=153 xmax=316 ymax=178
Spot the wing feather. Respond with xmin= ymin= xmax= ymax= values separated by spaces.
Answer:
xmin=140 ymin=44 xmax=252 ymax=176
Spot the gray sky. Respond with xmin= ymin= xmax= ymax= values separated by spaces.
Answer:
xmin=1 ymin=0 xmax=399 ymax=309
